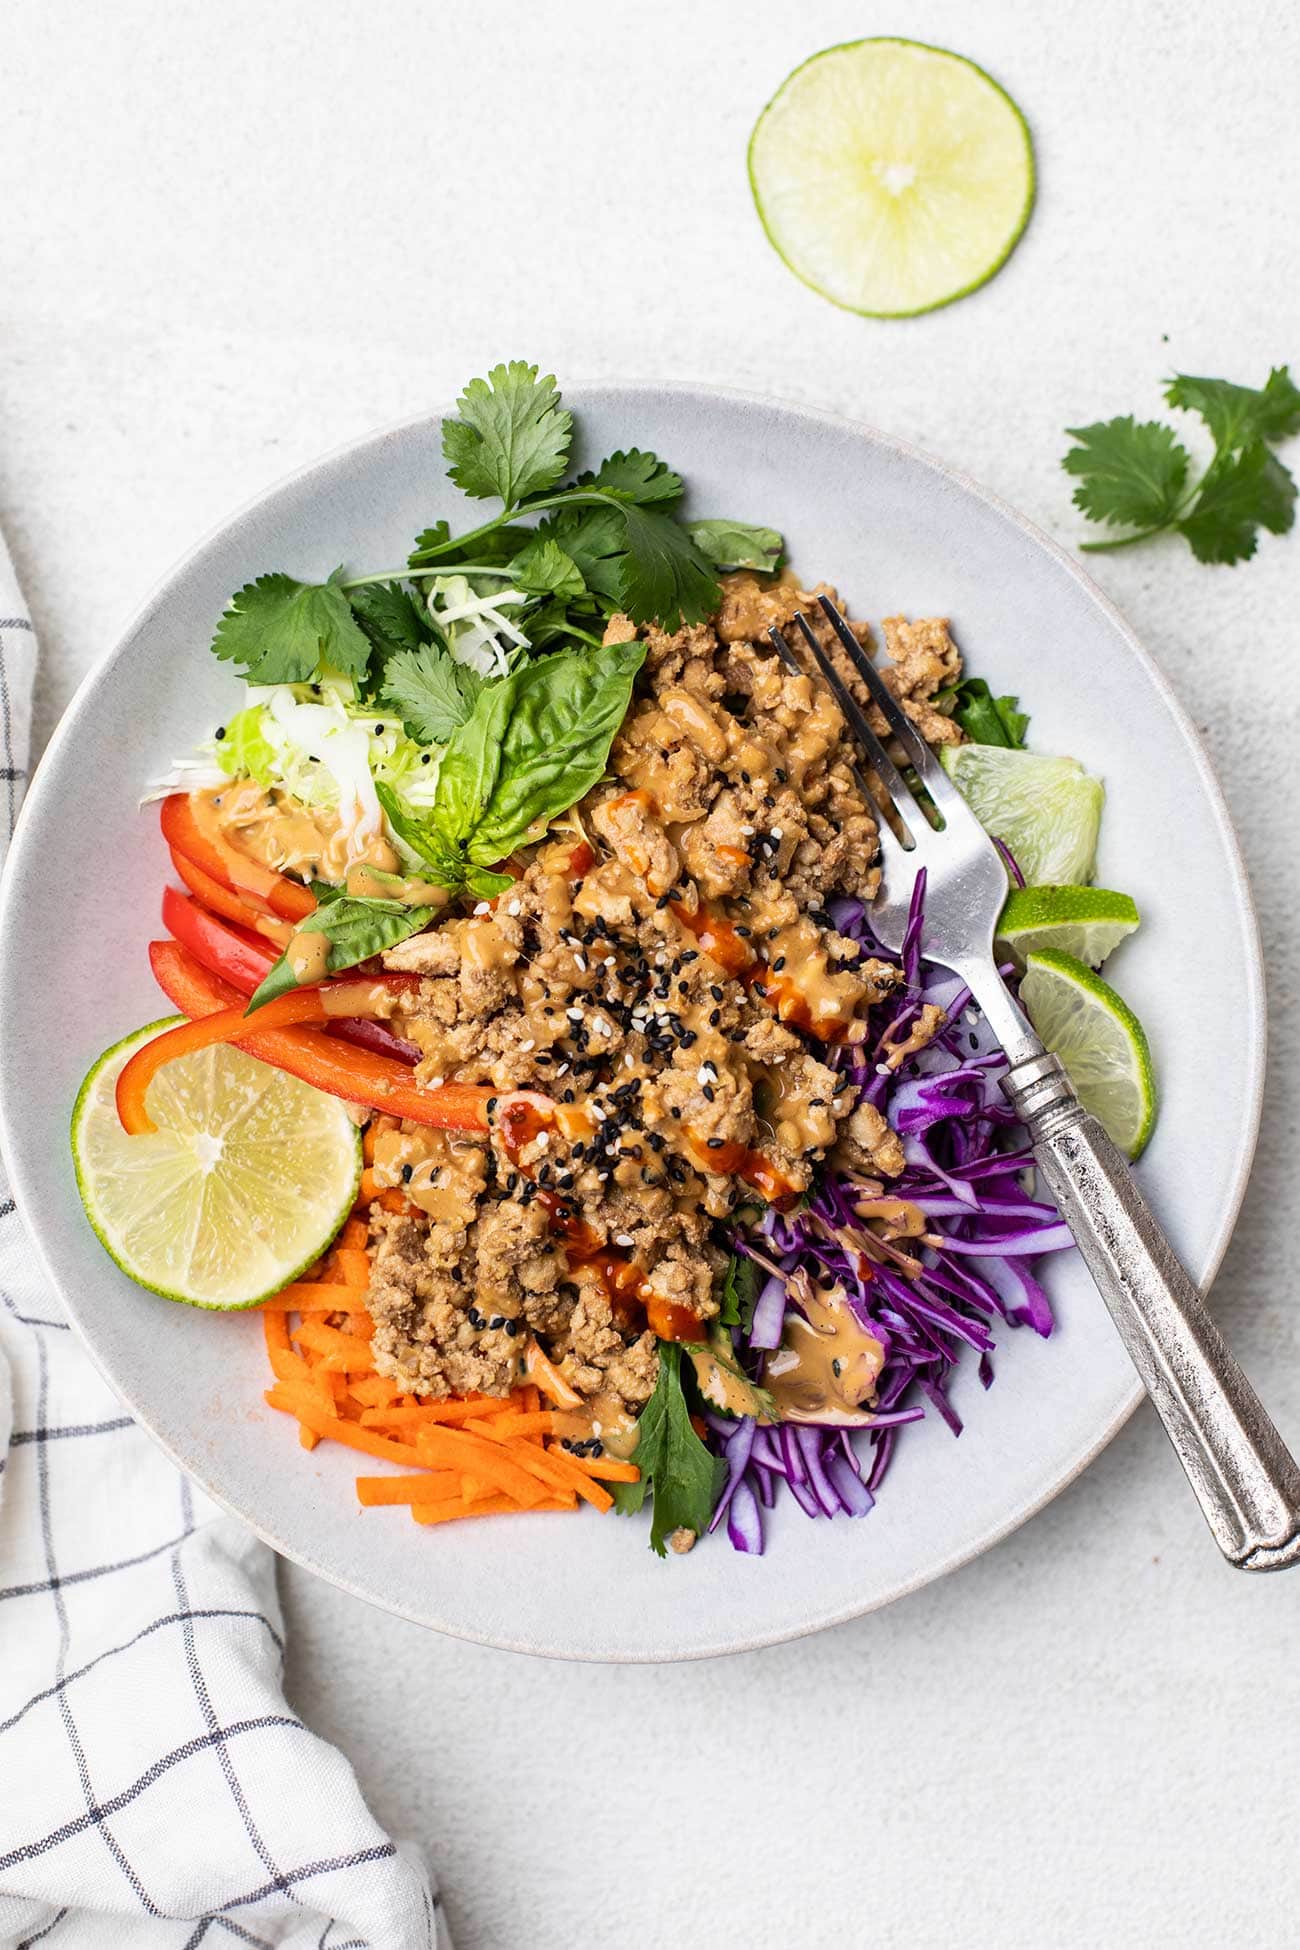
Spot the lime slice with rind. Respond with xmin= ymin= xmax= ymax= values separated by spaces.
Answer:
xmin=998 ymin=885 xmax=1140 ymax=969
xmin=940 ymin=743 xmax=1105 ymax=886
xmin=748 ymin=38 xmax=1035 ymax=318
xmin=72 ymin=1018 xmax=362 ymax=1308
xmin=1020 ymin=950 xmax=1156 ymax=1159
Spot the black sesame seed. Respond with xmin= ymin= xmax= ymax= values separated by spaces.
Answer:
xmin=773 ymin=956 xmax=786 ymax=972
xmin=708 ymin=1009 xmax=721 ymax=1027
xmin=702 ymin=1084 xmax=715 ymax=1102
xmin=214 ymin=725 xmax=226 ymax=741
xmin=487 ymin=1097 xmax=498 ymax=1115
xmin=400 ymin=1163 xmax=413 ymax=1183
xmin=706 ymin=1136 xmax=725 ymax=1150
xmin=421 ymin=752 xmax=431 ymax=763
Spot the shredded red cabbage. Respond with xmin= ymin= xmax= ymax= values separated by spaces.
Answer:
xmin=705 ymin=891 xmax=1067 ymax=1553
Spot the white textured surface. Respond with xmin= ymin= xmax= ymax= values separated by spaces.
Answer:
xmin=4 ymin=0 xmax=1299 ymax=1943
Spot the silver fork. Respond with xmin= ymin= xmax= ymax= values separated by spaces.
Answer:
xmin=771 ymin=596 xmax=1300 ymax=1572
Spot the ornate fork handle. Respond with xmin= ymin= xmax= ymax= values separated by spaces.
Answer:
xmin=1004 ymin=1051 xmax=1300 ymax=1570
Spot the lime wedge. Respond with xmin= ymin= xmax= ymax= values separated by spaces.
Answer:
xmin=1020 ymin=950 xmax=1156 ymax=1158
xmin=940 ymin=744 xmax=1105 ymax=886
xmin=998 ymin=885 xmax=1140 ymax=969
xmin=72 ymin=1019 xmax=362 ymax=1308
xmin=748 ymin=38 xmax=1035 ymax=318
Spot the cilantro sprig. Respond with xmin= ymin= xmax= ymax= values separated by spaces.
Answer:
xmin=1063 ymin=364 xmax=1300 ymax=564
xmin=208 ymin=361 xmax=782 ymax=692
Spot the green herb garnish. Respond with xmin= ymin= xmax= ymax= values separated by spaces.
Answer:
xmin=1063 ymin=364 xmax=1300 ymax=564
xmin=611 ymin=1342 xmax=725 ymax=1556
xmin=941 ymin=677 xmax=1029 ymax=749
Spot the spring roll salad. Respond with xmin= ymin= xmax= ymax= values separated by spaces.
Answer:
xmin=72 ymin=363 xmax=1154 ymax=1555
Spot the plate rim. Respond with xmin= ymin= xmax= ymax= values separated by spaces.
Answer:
xmin=0 ymin=381 xmax=1267 ymax=1660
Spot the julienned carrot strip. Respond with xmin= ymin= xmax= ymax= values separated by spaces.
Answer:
xmin=348 ymin=1375 xmax=403 ymax=1409
xmin=466 ymin=1412 xmax=557 ymax=1442
xmin=271 ymin=1281 xmax=370 ymax=1310
xmin=344 ymin=1311 xmax=375 ymax=1341
xmin=299 ymin=1425 xmax=320 ymax=1451
xmin=264 ymin=1387 xmax=429 ymax=1467
xmin=523 ymin=1341 xmax=583 ymax=1409
xmin=414 ymin=1426 xmax=551 ymax=1506
xmin=520 ymin=1384 xmax=540 ymax=1414
xmin=411 ymin=1494 xmax=578 ymax=1526
xmin=511 ymin=1443 xmax=615 ymax=1512
xmin=355 ymin=1473 xmax=463 ymax=1507
xmin=372 ymin=1189 xmax=413 ymax=1216
xmin=362 ymin=1125 xmax=378 ymax=1164
xmin=338 ymin=1216 xmax=369 ymax=1251
xmin=360 ymin=1397 xmax=512 ymax=1429
xmin=290 ymin=1320 xmax=376 ymax=1370
xmin=334 ymin=1249 xmax=372 ymax=1285
xmin=546 ymin=1446 xmax=641 ymax=1483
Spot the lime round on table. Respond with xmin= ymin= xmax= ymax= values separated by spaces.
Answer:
xmin=940 ymin=743 xmax=1105 ymax=887
xmin=1020 ymin=949 xmax=1157 ymax=1159
xmin=748 ymin=38 xmax=1035 ymax=318
xmin=998 ymin=885 xmax=1141 ymax=969
xmin=72 ymin=1019 xmax=362 ymax=1308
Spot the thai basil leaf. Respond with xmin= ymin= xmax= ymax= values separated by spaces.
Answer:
xmin=245 ymin=890 xmax=434 ymax=1012
xmin=685 ymin=519 xmax=784 ymax=573
xmin=464 ymin=637 xmax=646 ymax=865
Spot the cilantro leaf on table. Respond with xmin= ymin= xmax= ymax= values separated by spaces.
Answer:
xmin=1164 ymin=367 xmax=1300 ymax=452
xmin=1176 ymin=443 xmax=1296 ymax=564
xmin=442 ymin=362 xmax=573 ymax=506
xmin=611 ymin=1342 xmax=725 ymax=1555
xmin=1062 ymin=363 xmax=1298 ymax=565
xmin=1061 ymin=417 xmax=1190 ymax=532
xmin=381 ymin=642 xmax=483 ymax=745
xmin=212 ymin=573 xmax=372 ymax=685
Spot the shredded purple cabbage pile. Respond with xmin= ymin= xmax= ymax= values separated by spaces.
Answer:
xmin=707 ymin=878 xmax=1072 ymax=1554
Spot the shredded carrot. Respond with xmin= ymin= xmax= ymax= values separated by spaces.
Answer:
xmin=333 ymin=1249 xmax=372 ymax=1285
xmin=362 ymin=1125 xmax=378 ymax=1164
xmin=411 ymin=1494 xmax=577 ymax=1525
xmin=548 ymin=1447 xmax=641 ymax=1483
xmin=523 ymin=1339 xmax=583 ymax=1408
xmin=355 ymin=1473 xmax=463 ymax=1507
xmin=259 ymin=1229 xmax=621 ymax=1531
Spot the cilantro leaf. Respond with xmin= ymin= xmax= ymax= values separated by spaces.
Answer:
xmin=611 ymin=1342 xmax=724 ymax=1555
xmin=1061 ymin=417 xmax=1191 ymax=532
xmin=718 ymin=1251 xmax=759 ymax=1330
xmin=945 ymin=677 xmax=1029 ymax=749
xmin=408 ymin=520 xmax=535 ymax=569
xmin=535 ymin=504 xmax=626 ymax=606
xmin=617 ymin=504 xmax=721 ymax=631
xmin=506 ymin=535 xmax=586 ymax=600
xmin=685 ymin=519 xmax=784 ymax=573
xmin=1165 ymin=366 xmax=1300 ymax=452
xmin=346 ymin=581 xmax=432 ymax=660
xmin=246 ymin=887 xmax=434 ymax=1011
xmin=1176 ymin=443 xmax=1296 ymax=564
xmin=382 ymin=642 xmax=483 ymax=745
xmin=578 ymin=449 xmax=683 ymax=506
xmin=212 ymin=573 xmax=372 ymax=685
xmin=441 ymin=362 xmax=572 ymax=506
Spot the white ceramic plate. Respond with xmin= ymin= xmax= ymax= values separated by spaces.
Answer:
xmin=0 ymin=387 xmax=1264 ymax=1661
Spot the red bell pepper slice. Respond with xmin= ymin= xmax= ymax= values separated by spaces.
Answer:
xmin=140 ymin=940 xmax=494 ymax=1138
xmin=169 ymin=846 xmax=293 ymax=946
xmin=160 ymin=794 xmax=316 ymax=922
xmin=162 ymin=886 xmax=276 ymax=996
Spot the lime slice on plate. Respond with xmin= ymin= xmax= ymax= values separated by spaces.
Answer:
xmin=72 ymin=1018 xmax=362 ymax=1308
xmin=940 ymin=743 xmax=1105 ymax=886
xmin=998 ymin=885 xmax=1140 ymax=969
xmin=748 ymin=38 xmax=1035 ymax=317
xmin=1020 ymin=950 xmax=1156 ymax=1159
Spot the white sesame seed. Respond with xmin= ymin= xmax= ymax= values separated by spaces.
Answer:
xmin=555 ymin=1063 xmax=570 ymax=1076
xmin=473 ymin=901 xmax=491 ymax=916
xmin=697 ymin=1064 xmax=711 ymax=1083
xmin=425 ymin=1074 xmax=444 ymax=1088
xmin=519 ymin=1037 xmax=536 ymax=1052
xmin=624 ymin=1051 xmax=635 ymax=1067
xmin=574 ymin=954 xmax=587 ymax=973
xmin=507 ymin=898 xmax=522 ymax=916
xmin=592 ymin=1105 xmax=607 ymax=1122
xmin=614 ymin=1233 xmax=634 ymax=1248
xmin=604 ymin=955 xmax=617 ymax=968
xmin=535 ymin=1131 xmax=550 ymax=1150
xmin=566 ymin=1007 xmax=583 ymax=1021
xmin=770 ymin=826 xmax=783 ymax=840
xmin=740 ymin=824 xmax=755 ymax=836
xmin=875 ymin=1062 xmax=892 ymax=1076
xmin=654 ymin=951 xmax=666 ymax=967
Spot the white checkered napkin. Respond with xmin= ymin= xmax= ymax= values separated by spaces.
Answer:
xmin=0 ymin=535 xmax=446 ymax=1948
